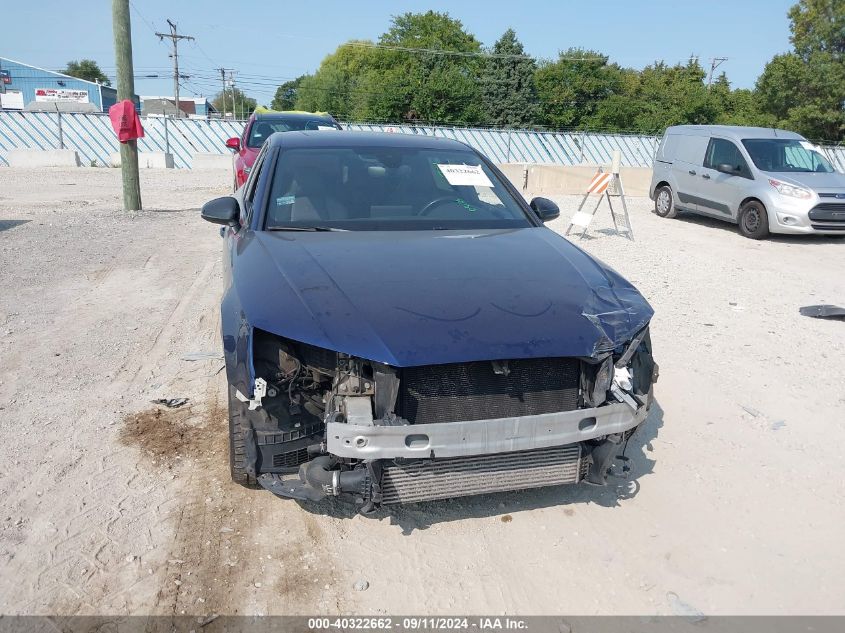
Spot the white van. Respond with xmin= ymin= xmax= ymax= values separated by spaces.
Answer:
xmin=649 ymin=125 xmax=845 ymax=239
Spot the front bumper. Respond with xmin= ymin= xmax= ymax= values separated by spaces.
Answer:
xmin=257 ymin=395 xmax=650 ymax=508
xmin=766 ymin=195 xmax=845 ymax=235
xmin=327 ymin=399 xmax=647 ymax=460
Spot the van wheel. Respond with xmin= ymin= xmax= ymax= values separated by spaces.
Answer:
xmin=738 ymin=200 xmax=769 ymax=239
xmin=654 ymin=186 xmax=676 ymax=218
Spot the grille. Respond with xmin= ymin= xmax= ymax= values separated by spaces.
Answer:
xmin=809 ymin=204 xmax=845 ymax=223
xmin=273 ymin=446 xmax=309 ymax=468
xmin=397 ymin=357 xmax=580 ymax=424
xmin=810 ymin=224 xmax=845 ymax=231
xmin=256 ymin=424 xmax=322 ymax=472
xmin=381 ymin=444 xmax=583 ymax=504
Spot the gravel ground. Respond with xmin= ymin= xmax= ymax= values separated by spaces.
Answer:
xmin=0 ymin=167 xmax=843 ymax=616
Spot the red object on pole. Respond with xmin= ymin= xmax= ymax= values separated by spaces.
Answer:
xmin=108 ymin=99 xmax=144 ymax=143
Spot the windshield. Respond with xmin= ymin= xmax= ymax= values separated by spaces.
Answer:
xmin=247 ymin=118 xmax=340 ymax=148
xmin=263 ymin=146 xmax=534 ymax=231
xmin=741 ymin=138 xmax=834 ymax=173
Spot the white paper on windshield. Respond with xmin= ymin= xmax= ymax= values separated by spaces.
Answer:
xmin=437 ymin=163 xmax=493 ymax=188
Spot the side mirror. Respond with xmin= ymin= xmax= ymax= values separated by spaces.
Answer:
xmin=716 ymin=163 xmax=738 ymax=175
xmin=201 ymin=196 xmax=240 ymax=225
xmin=529 ymin=197 xmax=560 ymax=222
xmin=225 ymin=137 xmax=241 ymax=151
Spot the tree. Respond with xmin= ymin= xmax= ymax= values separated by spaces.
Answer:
xmin=586 ymin=59 xmax=723 ymax=134
xmin=212 ymin=87 xmax=257 ymax=119
xmin=271 ymin=75 xmax=308 ymax=111
xmin=535 ymin=49 xmax=624 ymax=129
xmin=297 ymin=12 xmax=484 ymax=124
xmin=62 ymin=59 xmax=110 ymax=86
xmin=296 ymin=42 xmax=375 ymax=119
xmin=756 ymin=0 xmax=845 ymax=140
xmin=788 ymin=0 xmax=845 ymax=57
xmin=479 ymin=29 xmax=539 ymax=127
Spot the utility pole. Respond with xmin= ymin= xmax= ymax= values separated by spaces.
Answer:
xmin=156 ymin=19 xmax=194 ymax=117
xmin=111 ymin=0 xmax=141 ymax=211
xmin=217 ymin=68 xmax=235 ymax=118
xmin=227 ymin=70 xmax=238 ymax=119
xmin=217 ymin=68 xmax=227 ymax=117
xmin=707 ymin=57 xmax=728 ymax=89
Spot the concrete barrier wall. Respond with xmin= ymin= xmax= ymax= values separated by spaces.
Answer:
xmin=108 ymin=152 xmax=174 ymax=169
xmin=7 ymin=149 xmax=80 ymax=168
xmin=192 ymin=153 xmax=232 ymax=170
xmin=497 ymin=163 xmax=653 ymax=197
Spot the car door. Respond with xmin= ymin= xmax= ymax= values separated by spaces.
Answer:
xmin=699 ymin=137 xmax=754 ymax=221
xmin=670 ymin=134 xmax=710 ymax=212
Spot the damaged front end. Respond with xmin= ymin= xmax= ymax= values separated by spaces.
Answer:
xmin=232 ymin=325 xmax=658 ymax=513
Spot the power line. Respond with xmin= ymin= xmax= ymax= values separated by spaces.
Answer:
xmin=337 ymin=40 xmax=609 ymax=62
xmin=155 ymin=19 xmax=194 ymax=117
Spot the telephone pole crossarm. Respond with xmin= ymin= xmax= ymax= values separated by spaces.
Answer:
xmin=155 ymin=20 xmax=194 ymax=117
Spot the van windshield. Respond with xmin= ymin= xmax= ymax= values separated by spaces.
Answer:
xmin=741 ymin=139 xmax=834 ymax=173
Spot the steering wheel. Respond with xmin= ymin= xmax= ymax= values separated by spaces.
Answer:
xmin=416 ymin=196 xmax=459 ymax=216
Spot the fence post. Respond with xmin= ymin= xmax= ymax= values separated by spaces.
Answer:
xmin=164 ymin=115 xmax=170 ymax=155
xmin=57 ymin=111 xmax=64 ymax=149
xmin=579 ymin=131 xmax=585 ymax=164
xmin=507 ymin=130 xmax=512 ymax=163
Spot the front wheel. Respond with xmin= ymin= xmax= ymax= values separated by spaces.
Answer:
xmin=738 ymin=200 xmax=769 ymax=239
xmin=228 ymin=384 xmax=258 ymax=488
xmin=654 ymin=185 xmax=677 ymax=218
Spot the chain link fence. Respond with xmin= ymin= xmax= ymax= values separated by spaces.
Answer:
xmin=1 ymin=111 xmax=844 ymax=172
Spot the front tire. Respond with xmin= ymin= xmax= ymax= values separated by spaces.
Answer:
xmin=228 ymin=384 xmax=258 ymax=488
xmin=738 ymin=200 xmax=769 ymax=239
xmin=654 ymin=185 xmax=677 ymax=218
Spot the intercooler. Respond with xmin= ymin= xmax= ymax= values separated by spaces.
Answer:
xmin=380 ymin=444 xmax=586 ymax=504
xmin=397 ymin=357 xmax=580 ymax=424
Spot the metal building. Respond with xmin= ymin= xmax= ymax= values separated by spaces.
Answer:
xmin=0 ymin=56 xmax=135 ymax=113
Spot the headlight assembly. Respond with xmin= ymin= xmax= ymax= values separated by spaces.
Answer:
xmin=768 ymin=178 xmax=811 ymax=199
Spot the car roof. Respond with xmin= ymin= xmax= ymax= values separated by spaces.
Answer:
xmin=664 ymin=124 xmax=806 ymax=141
xmin=267 ymin=130 xmax=471 ymax=151
xmin=253 ymin=111 xmax=337 ymax=122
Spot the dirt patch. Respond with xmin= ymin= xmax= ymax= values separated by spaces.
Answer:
xmin=501 ymin=515 xmax=513 ymax=523
xmin=119 ymin=402 xmax=224 ymax=467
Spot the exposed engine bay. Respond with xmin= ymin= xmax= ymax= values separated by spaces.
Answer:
xmin=235 ymin=327 xmax=658 ymax=513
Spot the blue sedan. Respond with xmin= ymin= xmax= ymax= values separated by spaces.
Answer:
xmin=201 ymin=131 xmax=657 ymax=512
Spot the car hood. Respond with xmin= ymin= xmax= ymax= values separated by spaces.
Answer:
xmin=766 ymin=171 xmax=845 ymax=191
xmin=234 ymin=228 xmax=653 ymax=367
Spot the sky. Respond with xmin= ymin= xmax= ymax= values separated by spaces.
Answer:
xmin=3 ymin=0 xmax=796 ymax=105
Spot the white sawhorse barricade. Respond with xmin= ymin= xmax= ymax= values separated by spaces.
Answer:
xmin=565 ymin=151 xmax=634 ymax=241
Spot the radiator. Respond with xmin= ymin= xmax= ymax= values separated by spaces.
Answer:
xmin=380 ymin=444 xmax=584 ymax=504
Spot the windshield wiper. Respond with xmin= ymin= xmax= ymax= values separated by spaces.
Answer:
xmin=266 ymin=226 xmax=348 ymax=232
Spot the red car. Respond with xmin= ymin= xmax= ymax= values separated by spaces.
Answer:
xmin=225 ymin=110 xmax=342 ymax=188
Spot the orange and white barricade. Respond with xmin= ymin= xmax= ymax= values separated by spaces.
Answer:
xmin=565 ymin=151 xmax=633 ymax=240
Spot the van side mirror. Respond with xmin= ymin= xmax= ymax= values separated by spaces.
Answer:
xmin=225 ymin=137 xmax=241 ymax=151
xmin=529 ymin=197 xmax=560 ymax=222
xmin=716 ymin=163 xmax=738 ymax=175
xmin=201 ymin=196 xmax=240 ymax=225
